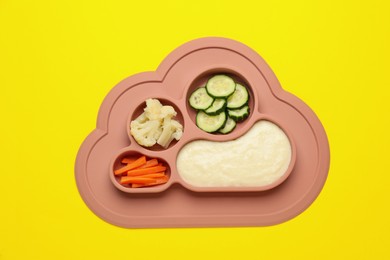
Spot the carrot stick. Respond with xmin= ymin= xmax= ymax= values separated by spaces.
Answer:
xmin=136 ymin=159 xmax=159 ymax=169
xmin=114 ymin=156 xmax=146 ymax=175
xmin=121 ymin=158 xmax=136 ymax=164
xmin=121 ymin=158 xmax=158 ymax=168
xmin=120 ymin=176 xmax=157 ymax=184
xmin=132 ymin=176 xmax=169 ymax=188
xmin=135 ymin=172 xmax=165 ymax=178
xmin=127 ymin=165 xmax=167 ymax=176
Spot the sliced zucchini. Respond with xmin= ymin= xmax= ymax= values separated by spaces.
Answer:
xmin=204 ymin=98 xmax=226 ymax=115
xmin=206 ymin=75 xmax=236 ymax=98
xmin=227 ymin=83 xmax=249 ymax=109
xmin=228 ymin=105 xmax=250 ymax=122
xmin=196 ymin=111 xmax=227 ymax=133
xmin=189 ymin=87 xmax=214 ymax=110
xmin=218 ymin=117 xmax=236 ymax=134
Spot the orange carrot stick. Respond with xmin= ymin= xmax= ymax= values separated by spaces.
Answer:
xmin=127 ymin=165 xmax=167 ymax=176
xmin=114 ymin=156 xmax=146 ymax=175
xmin=132 ymin=176 xmax=169 ymax=188
xmin=120 ymin=176 xmax=157 ymax=184
xmin=121 ymin=158 xmax=136 ymax=164
xmin=136 ymin=159 xmax=159 ymax=169
xmin=135 ymin=172 xmax=165 ymax=178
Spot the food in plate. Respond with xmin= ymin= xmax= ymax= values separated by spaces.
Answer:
xmin=205 ymin=75 xmax=236 ymax=98
xmin=114 ymin=155 xmax=169 ymax=188
xmin=130 ymin=99 xmax=183 ymax=148
xmin=189 ymin=87 xmax=214 ymax=110
xmin=188 ymin=75 xmax=250 ymax=134
xmin=196 ymin=110 xmax=227 ymax=133
xmin=218 ymin=117 xmax=236 ymax=134
xmin=176 ymin=121 xmax=291 ymax=187
xmin=227 ymin=105 xmax=249 ymax=122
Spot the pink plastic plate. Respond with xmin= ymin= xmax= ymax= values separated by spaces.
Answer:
xmin=75 ymin=37 xmax=330 ymax=228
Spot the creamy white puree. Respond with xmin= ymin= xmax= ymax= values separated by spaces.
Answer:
xmin=176 ymin=121 xmax=292 ymax=187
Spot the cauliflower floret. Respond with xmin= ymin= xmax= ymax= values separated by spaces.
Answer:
xmin=144 ymin=98 xmax=177 ymax=121
xmin=160 ymin=105 xmax=177 ymax=119
xmin=130 ymin=99 xmax=183 ymax=148
xmin=171 ymin=119 xmax=183 ymax=140
xmin=144 ymin=99 xmax=163 ymax=120
xmin=157 ymin=117 xmax=183 ymax=148
xmin=130 ymin=113 xmax=162 ymax=147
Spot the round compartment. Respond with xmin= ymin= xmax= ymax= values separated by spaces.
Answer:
xmin=186 ymin=69 xmax=255 ymax=135
xmin=127 ymin=98 xmax=185 ymax=151
xmin=109 ymin=150 xmax=172 ymax=193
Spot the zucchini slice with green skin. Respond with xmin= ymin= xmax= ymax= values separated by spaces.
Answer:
xmin=218 ymin=117 xmax=236 ymax=134
xmin=227 ymin=83 xmax=249 ymax=109
xmin=206 ymin=75 xmax=236 ymax=98
xmin=189 ymin=87 xmax=214 ymax=110
xmin=196 ymin=111 xmax=227 ymax=133
xmin=228 ymin=105 xmax=250 ymax=122
xmin=204 ymin=98 xmax=226 ymax=115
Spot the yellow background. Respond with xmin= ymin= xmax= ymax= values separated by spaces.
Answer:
xmin=1 ymin=0 xmax=389 ymax=259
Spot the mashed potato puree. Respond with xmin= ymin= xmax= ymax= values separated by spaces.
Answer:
xmin=176 ymin=121 xmax=292 ymax=187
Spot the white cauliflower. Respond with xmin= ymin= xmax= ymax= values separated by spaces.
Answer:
xmin=171 ymin=119 xmax=183 ymax=140
xmin=130 ymin=113 xmax=162 ymax=147
xmin=144 ymin=99 xmax=163 ymax=120
xmin=160 ymin=105 xmax=177 ymax=118
xmin=157 ymin=117 xmax=183 ymax=148
xmin=130 ymin=98 xmax=183 ymax=148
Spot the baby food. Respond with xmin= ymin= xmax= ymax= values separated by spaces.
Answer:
xmin=114 ymin=155 xmax=169 ymax=188
xmin=176 ymin=121 xmax=291 ymax=187
xmin=188 ymin=74 xmax=250 ymax=134
xmin=130 ymin=99 xmax=183 ymax=148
